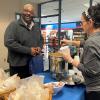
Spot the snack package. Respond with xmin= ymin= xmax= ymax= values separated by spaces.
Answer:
xmin=0 ymin=68 xmax=8 ymax=83
xmin=0 ymin=74 xmax=20 ymax=94
xmin=8 ymin=77 xmax=52 ymax=100
xmin=59 ymin=46 xmax=69 ymax=53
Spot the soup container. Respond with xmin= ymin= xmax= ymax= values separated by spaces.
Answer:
xmin=49 ymin=52 xmax=68 ymax=81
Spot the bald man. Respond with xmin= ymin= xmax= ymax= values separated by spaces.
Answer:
xmin=4 ymin=4 xmax=43 ymax=78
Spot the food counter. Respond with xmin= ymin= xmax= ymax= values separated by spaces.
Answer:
xmin=38 ymin=71 xmax=86 ymax=100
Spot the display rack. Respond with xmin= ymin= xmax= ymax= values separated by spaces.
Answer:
xmin=73 ymin=28 xmax=86 ymax=41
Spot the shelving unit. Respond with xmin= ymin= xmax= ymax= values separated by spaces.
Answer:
xmin=73 ymin=28 xmax=86 ymax=41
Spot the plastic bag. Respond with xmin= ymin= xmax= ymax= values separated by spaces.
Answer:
xmin=0 ymin=68 xmax=8 ymax=83
xmin=29 ymin=54 xmax=44 ymax=74
xmin=8 ymin=77 xmax=51 ymax=100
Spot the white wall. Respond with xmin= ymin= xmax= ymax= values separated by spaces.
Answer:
xmin=0 ymin=0 xmax=22 ymax=69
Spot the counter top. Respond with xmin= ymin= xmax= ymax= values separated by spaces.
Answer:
xmin=38 ymin=71 xmax=86 ymax=100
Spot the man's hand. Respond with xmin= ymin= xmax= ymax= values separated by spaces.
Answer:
xmin=31 ymin=47 xmax=41 ymax=56
xmin=35 ymin=47 xmax=41 ymax=54
xmin=31 ymin=47 xmax=37 ymax=56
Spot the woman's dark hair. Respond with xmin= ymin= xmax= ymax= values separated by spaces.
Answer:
xmin=82 ymin=3 xmax=100 ymax=28
xmin=82 ymin=12 xmax=90 ymax=21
